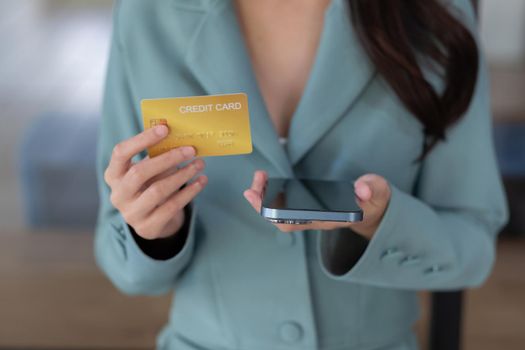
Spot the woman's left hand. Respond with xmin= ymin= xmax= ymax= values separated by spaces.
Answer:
xmin=243 ymin=170 xmax=391 ymax=240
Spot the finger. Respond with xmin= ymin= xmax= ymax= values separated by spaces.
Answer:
xmin=274 ymin=223 xmax=296 ymax=233
xmin=107 ymin=125 xmax=169 ymax=180
xmin=116 ymin=199 xmax=149 ymax=229
xmin=138 ymin=158 xmax=206 ymax=213
xmin=354 ymin=181 xmax=372 ymax=202
xmin=243 ymin=188 xmax=262 ymax=212
xmin=144 ymin=175 xmax=208 ymax=234
xmin=354 ymin=174 xmax=390 ymax=208
xmin=142 ymin=162 xmax=180 ymax=190
xmin=312 ymin=221 xmax=350 ymax=230
xmin=122 ymin=145 xmax=196 ymax=196
xmin=243 ymin=170 xmax=268 ymax=211
xmin=250 ymin=170 xmax=267 ymax=195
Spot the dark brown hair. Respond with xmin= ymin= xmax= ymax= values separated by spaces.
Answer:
xmin=349 ymin=0 xmax=479 ymax=160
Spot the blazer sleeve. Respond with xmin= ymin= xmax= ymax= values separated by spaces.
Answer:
xmin=93 ymin=1 xmax=197 ymax=296
xmin=318 ymin=0 xmax=509 ymax=290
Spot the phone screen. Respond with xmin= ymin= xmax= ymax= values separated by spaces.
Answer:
xmin=261 ymin=178 xmax=361 ymax=213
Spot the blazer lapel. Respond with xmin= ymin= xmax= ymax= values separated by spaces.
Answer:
xmin=180 ymin=0 xmax=375 ymax=174
xmin=182 ymin=0 xmax=294 ymax=177
xmin=286 ymin=0 xmax=376 ymax=165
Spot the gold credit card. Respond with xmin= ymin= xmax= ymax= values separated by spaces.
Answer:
xmin=141 ymin=93 xmax=253 ymax=157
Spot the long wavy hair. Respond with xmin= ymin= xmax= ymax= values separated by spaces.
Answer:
xmin=349 ymin=0 xmax=479 ymax=160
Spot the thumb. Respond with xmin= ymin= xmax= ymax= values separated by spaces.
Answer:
xmin=354 ymin=174 xmax=390 ymax=209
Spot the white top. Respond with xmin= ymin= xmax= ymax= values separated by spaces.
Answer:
xmin=278 ymin=136 xmax=288 ymax=145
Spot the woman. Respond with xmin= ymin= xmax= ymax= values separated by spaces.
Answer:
xmin=95 ymin=0 xmax=509 ymax=349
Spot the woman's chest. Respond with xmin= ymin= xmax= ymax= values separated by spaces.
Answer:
xmin=234 ymin=0 xmax=331 ymax=137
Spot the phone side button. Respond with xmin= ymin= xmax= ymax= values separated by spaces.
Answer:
xmin=275 ymin=229 xmax=296 ymax=247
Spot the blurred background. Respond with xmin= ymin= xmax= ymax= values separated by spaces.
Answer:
xmin=0 ymin=0 xmax=523 ymax=349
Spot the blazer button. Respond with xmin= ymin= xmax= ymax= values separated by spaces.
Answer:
xmin=279 ymin=321 xmax=303 ymax=343
xmin=275 ymin=229 xmax=295 ymax=246
xmin=380 ymin=248 xmax=404 ymax=261
xmin=399 ymin=255 xmax=422 ymax=266
xmin=423 ymin=264 xmax=446 ymax=274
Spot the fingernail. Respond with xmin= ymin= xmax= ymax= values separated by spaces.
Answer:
xmin=198 ymin=175 xmax=208 ymax=185
xmin=181 ymin=146 xmax=195 ymax=157
xmin=155 ymin=125 xmax=168 ymax=136
xmin=355 ymin=186 xmax=369 ymax=200
xmin=193 ymin=159 xmax=204 ymax=170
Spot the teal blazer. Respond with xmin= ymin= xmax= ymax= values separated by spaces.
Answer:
xmin=95 ymin=0 xmax=509 ymax=349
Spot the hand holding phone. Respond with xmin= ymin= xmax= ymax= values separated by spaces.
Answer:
xmin=260 ymin=177 xmax=363 ymax=224
xmin=243 ymin=170 xmax=392 ymax=239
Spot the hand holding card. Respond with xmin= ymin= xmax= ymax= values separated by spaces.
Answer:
xmin=103 ymin=125 xmax=208 ymax=240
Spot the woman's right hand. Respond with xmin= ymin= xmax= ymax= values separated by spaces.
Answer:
xmin=103 ymin=125 xmax=208 ymax=240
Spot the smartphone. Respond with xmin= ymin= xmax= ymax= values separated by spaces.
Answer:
xmin=260 ymin=177 xmax=363 ymax=225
